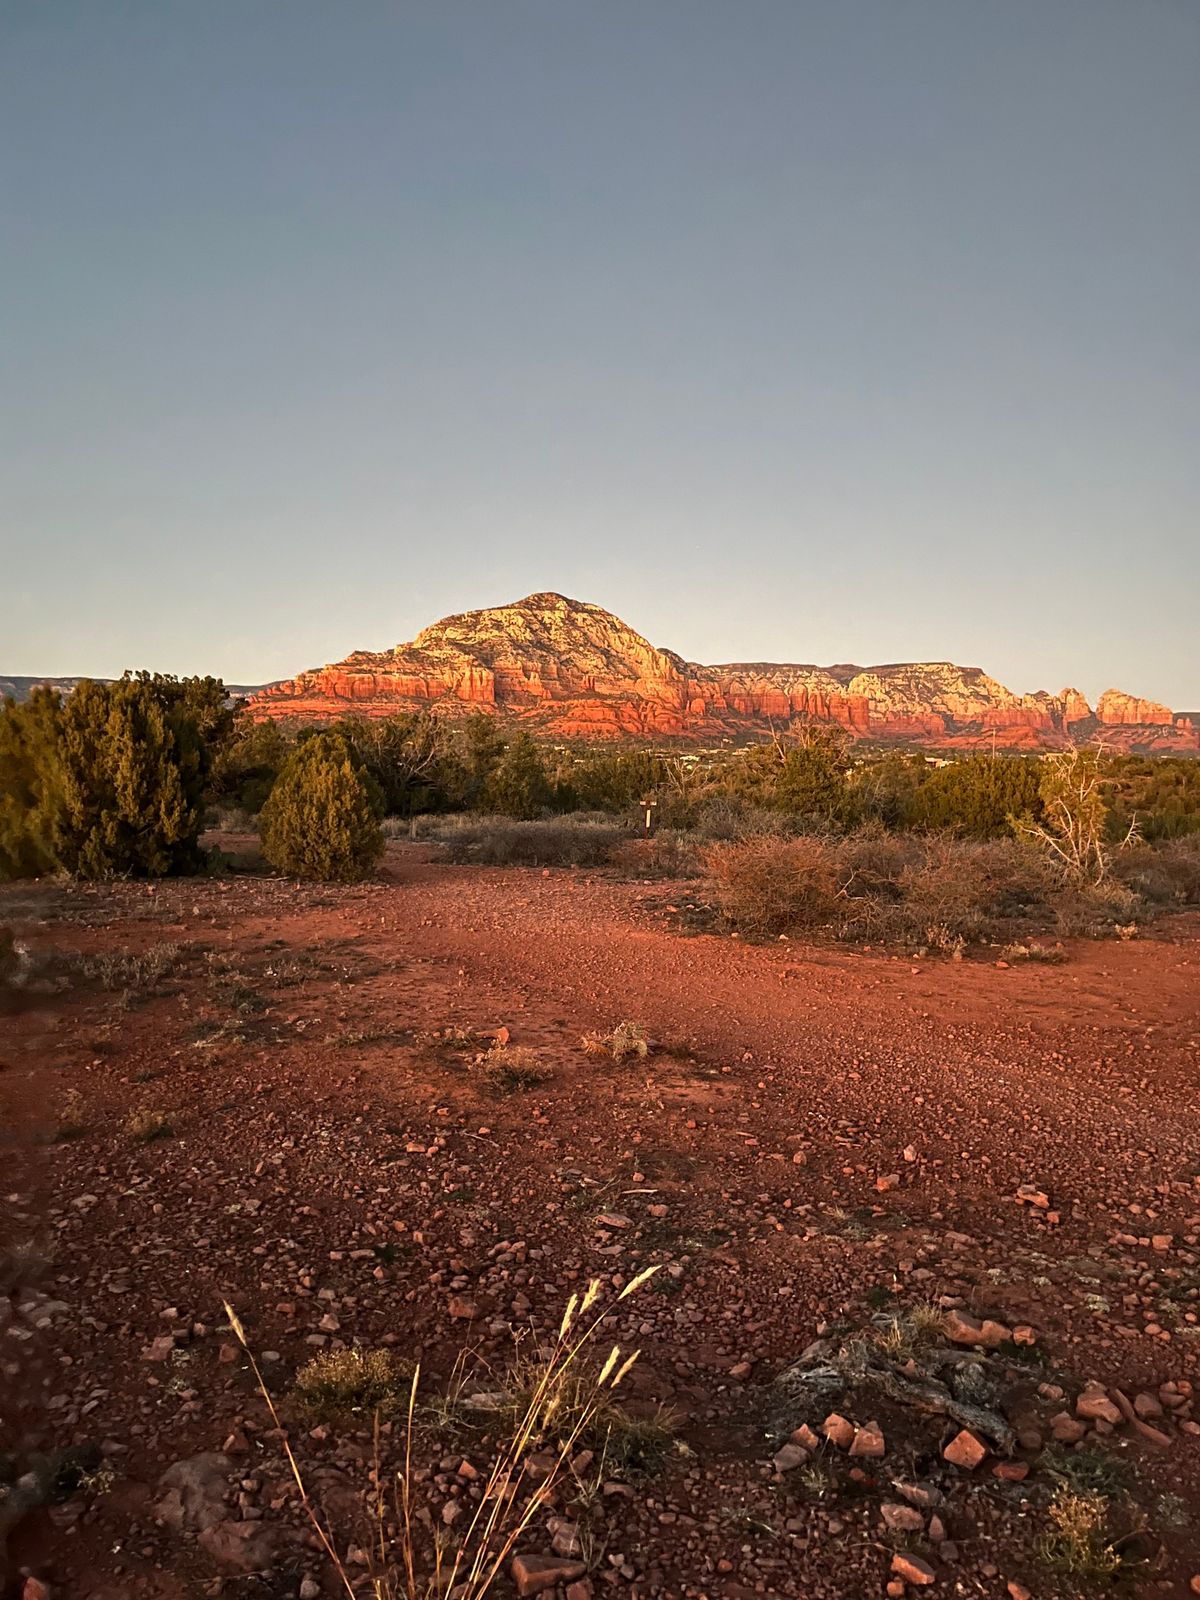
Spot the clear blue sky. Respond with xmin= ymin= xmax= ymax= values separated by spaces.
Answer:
xmin=2 ymin=2 xmax=1197 ymax=705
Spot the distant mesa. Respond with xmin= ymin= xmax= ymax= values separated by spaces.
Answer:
xmin=0 ymin=675 xmax=265 ymax=704
xmin=247 ymin=592 xmax=1198 ymax=752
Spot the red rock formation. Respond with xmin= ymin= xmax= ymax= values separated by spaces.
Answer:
xmin=249 ymin=592 xmax=1198 ymax=752
xmin=1096 ymin=689 xmax=1174 ymax=727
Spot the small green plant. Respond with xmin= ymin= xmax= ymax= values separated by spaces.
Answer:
xmin=125 ymin=1107 xmax=173 ymax=1142
xmin=1041 ymin=1443 xmax=1134 ymax=1499
xmin=291 ymin=1346 xmax=414 ymax=1423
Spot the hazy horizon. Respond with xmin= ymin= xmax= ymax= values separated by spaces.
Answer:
xmin=3 ymin=3 xmax=1198 ymax=705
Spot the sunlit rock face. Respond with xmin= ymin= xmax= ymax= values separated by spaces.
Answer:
xmin=250 ymin=592 xmax=1198 ymax=751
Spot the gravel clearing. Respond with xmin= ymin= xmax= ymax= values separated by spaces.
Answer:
xmin=2 ymin=842 xmax=1199 ymax=1599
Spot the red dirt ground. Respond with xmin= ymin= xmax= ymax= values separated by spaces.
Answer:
xmin=3 ymin=842 xmax=1199 ymax=1600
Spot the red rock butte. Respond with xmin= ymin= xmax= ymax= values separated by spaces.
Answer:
xmin=250 ymin=591 xmax=1199 ymax=751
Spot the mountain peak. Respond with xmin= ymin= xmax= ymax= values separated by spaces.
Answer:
xmin=250 ymin=593 xmax=1196 ymax=753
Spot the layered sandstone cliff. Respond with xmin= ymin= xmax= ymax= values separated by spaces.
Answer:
xmin=250 ymin=592 xmax=1198 ymax=752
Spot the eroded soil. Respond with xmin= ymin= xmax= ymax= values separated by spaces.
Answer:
xmin=2 ymin=842 xmax=1199 ymax=1599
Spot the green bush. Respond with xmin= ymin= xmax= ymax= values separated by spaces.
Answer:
xmin=1 ymin=675 xmax=232 ymax=880
xmin=209 ymin=714 xmax=292 ymax=815
xmin=260 ymin=733 xmax=385 ymax=881
xmin=775 ymin=729 xmax=852 ymax=824
xmin=482 ymin=730 xmax=553 ymax=819
xmin=909 ymin=755 xmax=1042 ymax=839
xmin=0 ymin=688 xmax=62 ymax=878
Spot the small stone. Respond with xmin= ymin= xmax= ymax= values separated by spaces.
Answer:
xmin=943 ymin=1429 xmax=987 ymax=1470
xmin=510 ymin=1555 xmax=586 ymax=1598
xmin=1076 ymin=1386 xmax=1122 ymax=1425
xmin=893 ymin=1479 xmax=943 ymax=1509
xmin=849 ymin=1419 xmax=886 ymax=1458
xmin=447 ymin=1296 xmax=478 ymax=1321
xmin=822 ymin=1412 xmax=856 ymax=1449
xmin=299 ymin=1582 xmax=320 ymax=1600
xmin=880 ymin=1501 xmax=924 ymax=1532
xmin=1049 ymin=1412 xmax=1087 ymax=1444
xmin=891 ymin=1551 xmax=936 ymax=1586
xmin=772 ymin=1443 xmax=809 ymax=1473
xmin=993 ymin=1460 xmax=1029 ymax=1482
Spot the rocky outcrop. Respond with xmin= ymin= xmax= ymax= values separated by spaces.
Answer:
xmin=249 ymin=592 xmax=1198 ymax=752
xmin=1096 ymin=689 xmax=1174 ymax=727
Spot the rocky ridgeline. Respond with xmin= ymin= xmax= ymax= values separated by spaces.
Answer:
xmin=250 ymin=592 xmax=1198 ymax=750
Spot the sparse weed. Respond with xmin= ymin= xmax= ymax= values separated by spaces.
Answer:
xmin=125 ymin=1107 xmax=173 ymax=1142
xmin=1037 ymin=1488 xmax=1121 ymax=1579
xmin=225 ymin=1267 xmax=661 ymax=1600
xmin=798 ymin=1459 xmax=836 ymax=1500
xmin=55 ymin=1089 xmax=87 ymax=1141
xmin=291 ymin=1347 xmax=414 ymax=1423
xmin=581 ymin=1021 xmax=649 ymax=1063
xmin=481 ymin=1043 xmax=550 ymax=1092
xmin=78 ymin=1462 xmax=116 ymax=1496
xmin=83 ymin=943 xmax=182 ymax=994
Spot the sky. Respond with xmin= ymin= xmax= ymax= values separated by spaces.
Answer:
xmin=2 ymin=2 xmax=1198 ymax=706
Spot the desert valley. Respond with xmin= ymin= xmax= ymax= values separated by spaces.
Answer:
xmin=5 ymin=5 xmax=1200 ymax=1598
xmin=3 ymin=591 xmax=1200 ymax=1600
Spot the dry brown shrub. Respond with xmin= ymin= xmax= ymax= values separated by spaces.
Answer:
xmin=704 ymin=835 xmax=842 ymax=938
xmin=611 ymin=833 xmax=702 ymax=879
xmin=436 ymin=817 xmax=624 ymax=868
xmin=1054 ymin=879 xmax=1141 ymax=938
xmin=707 ymin=832 xmax=1063 ymax=949
xmin=1111 ymin=838 xmax=1200 ymax=907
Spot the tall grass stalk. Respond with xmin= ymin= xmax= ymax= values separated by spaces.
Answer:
xmin=223 ymin=1264 xmax=659 ymax=1598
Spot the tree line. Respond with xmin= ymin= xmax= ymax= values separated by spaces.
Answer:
xmin=2 ymin=677 xmax=1196 ymax=883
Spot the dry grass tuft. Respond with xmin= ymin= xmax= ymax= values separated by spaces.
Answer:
xmin=55 ymin=1089 xmax=87 ymax=1141
xmin=1037 ymin=1488 xmax=1122 ymax=1579
xmin=83 ymin=942 xmax=182 ymax=993
xmin=292 ymin=1347 xmax=414 ymax=1423
xmin=870 ymin=1302 xmax=944 ymax=1363
xmin=125 ymin=1107 xmax=173 ymax=1143
xmin=581 ymin=1021 xmax=649 ymax=1063
xmin=1000 ymin=940 xmax=1069 ymax=964
xmin=224 ymin=1267 xmax=660 ymax=1599
xmin=480 ymin=1043 xmax=550 ymax=1091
